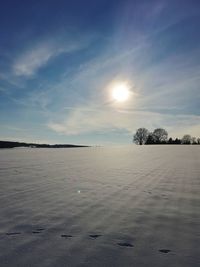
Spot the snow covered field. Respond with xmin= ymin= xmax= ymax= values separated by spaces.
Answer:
xmin=0 ymin=146 xmax=199 ymax=267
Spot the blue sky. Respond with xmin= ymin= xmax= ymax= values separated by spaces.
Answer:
xmin=0 ymin=0 xmax=200 ymax=145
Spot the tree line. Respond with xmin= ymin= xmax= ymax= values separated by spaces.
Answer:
xmin=0 ymin=141 xmax=89 ymax=149
xmin=133 ymin=128 xmax=200 ymax=145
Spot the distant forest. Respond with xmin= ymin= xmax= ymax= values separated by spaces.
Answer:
xmin=133 ymin=128 xmax=200 ymax=145
xmin=0 ymin=141 xmax=89 ymax=149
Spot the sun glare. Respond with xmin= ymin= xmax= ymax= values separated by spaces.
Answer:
xmin=112 ymin=83 xmax=130 ymax=102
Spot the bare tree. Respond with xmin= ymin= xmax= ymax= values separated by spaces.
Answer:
xmin=153 ymin=128 xmax=168 ymax=143
xmin=182 ymin=134 xmax=192 ymax=144
xmin=133 ymin=128 xmax=149 ymax=145
xmin=197 ymin=138 xmax=200 ymax=144
xmin=145 ymin=132 xmax=156 ymax=144
xmin=191 ymin=137 xmax=197 ymax=144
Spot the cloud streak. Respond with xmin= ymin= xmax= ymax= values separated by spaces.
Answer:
xmin=48 ymin=102 xmax=200 ymax=138
xmin=12 ymin=33 xmax=94 ymax=78
xmin=13 ymin=44 xmax=55 ymax=77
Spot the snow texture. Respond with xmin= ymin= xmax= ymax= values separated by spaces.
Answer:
xmin=0 ymin=146 xmax=200 ymax=266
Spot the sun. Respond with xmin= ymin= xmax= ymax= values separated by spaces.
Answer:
xmin=111 ymin=83 xmax=130 ymax=102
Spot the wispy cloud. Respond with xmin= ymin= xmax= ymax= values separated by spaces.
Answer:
xmin=13 ymin=44 xmax=55 ymax=77
xmin=12 ymin=33 xmax=93 ymax=78
xmin=47 ymin=101 xmax=200 ymax=138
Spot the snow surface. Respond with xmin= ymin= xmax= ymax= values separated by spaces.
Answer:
xmin=0 ymin=146 xmax=199 ymax=267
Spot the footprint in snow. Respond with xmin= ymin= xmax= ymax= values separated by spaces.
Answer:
xmin=89 ymin=234 xmax=102 ymax=239
xmin=159 ymin=249 xmax=171 ymax=253
xmin=117 ymin=242 xmax=134 ymax=247
xmin=61 ymin=234 xmax=73 ymax=238
xmin=6 ymin=232 xmax=21 ymax=236
xmin=32 ymin=228 xmax=45 ymax=234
